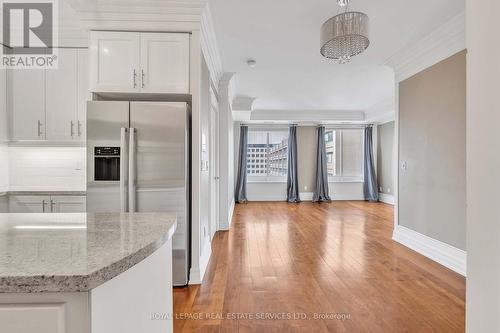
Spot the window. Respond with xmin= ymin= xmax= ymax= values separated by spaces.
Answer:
xmin=324 ymin=128 xmax=364 ymax=182
xmin=247 ymin=129 xmax=288 ymax=181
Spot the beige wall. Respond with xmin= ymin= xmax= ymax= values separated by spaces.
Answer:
xmin=377 ymin=121 xmax=394 ymax=195
xmin=399 ymin=50 xmax=466 ymax=250
xmin=297 ymin=126 xmax=316 ymax=192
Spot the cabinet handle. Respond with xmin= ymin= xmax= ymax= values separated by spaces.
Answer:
xmin=70 ymin=121 xmax=74 ymax=137
xmin=50 ymin=199 xmax=55 ymax=213
xmin=37 ymin=120 xmax=42 ymax=137
xmin=77 ymin=121 xmax=82 ymax=137
xmin=141 ymin=69 xmax=145 ymax=88
xmin=42 ymin=200 xmax=46 ymax=213
xmin=133 ymin=70 xmax=137 ymax=88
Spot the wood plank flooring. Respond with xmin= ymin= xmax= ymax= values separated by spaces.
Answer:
xmin=173 ymin=201 xmax=465 ymax=332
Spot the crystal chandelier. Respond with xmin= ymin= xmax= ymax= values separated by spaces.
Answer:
xmin=320 ymin=0 xmax=370 ymax=64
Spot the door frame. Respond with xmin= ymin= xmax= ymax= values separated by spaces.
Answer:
xmin=209 ymin=87 xmax=220 ymax=240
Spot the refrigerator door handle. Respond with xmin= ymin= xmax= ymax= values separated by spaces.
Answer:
xmin=128 ymin=128 xmax=136 ymax=212
xmin=120 ymin=127 xmax=129 ymax=212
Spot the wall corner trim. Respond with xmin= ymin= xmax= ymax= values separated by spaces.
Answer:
xmin=189 ymin=240 xmax=212 ymax=285
xmin=219 ymin=199 xmax=235 ymax=231
xmin=385 ymin=11 xmax=465 ymax=82
xmin=392 ymin=225 xmax=466 ymax=276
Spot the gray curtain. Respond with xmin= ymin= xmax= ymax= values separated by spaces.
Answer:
xmin=235 ymin=125 xmax=248 ymax=203
xmin=287 ymin=125 xmax=300 ymax=203
xmin=313 ymin=126 xmax=331 ymax=202
xmin=363 ymin=126 xmax=379 ymax=202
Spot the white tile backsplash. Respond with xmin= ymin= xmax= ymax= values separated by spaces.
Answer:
xmin=0 ymin=145 xmax=8 ymax=192
xmin=8 ymin=147 xmax=86 ymax=191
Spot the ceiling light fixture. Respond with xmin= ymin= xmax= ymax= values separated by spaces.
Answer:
xmin=320 ymin=0 xmax=370 ymax=64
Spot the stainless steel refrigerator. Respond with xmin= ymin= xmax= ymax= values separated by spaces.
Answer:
xmin=86 ymin=101 xmax=190 ymax=286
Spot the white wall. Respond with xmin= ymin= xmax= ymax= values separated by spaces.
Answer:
xmin=199 ymin=54 xmax=211 ymax=259
xmin=8 ymin=147 xmax=86 ymax=191
xmin=466 ymin=0 xmax=500 ymax=331
xmin=0 ymin=69 xmax=8 ymax=193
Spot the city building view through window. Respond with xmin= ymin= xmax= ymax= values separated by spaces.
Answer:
xmin=325 ymin=130 xmax=336 ymax=177
xmin=247 ymin=130 xmax=288 ymax=178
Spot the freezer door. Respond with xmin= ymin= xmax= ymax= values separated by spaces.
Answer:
xmin=130 ymin=102 xmax=189 ymax=286
xmin=87 ymin=101 xmax=130 ymax=213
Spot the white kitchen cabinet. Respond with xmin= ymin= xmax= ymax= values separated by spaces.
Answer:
xmin=89 ymin=31 xmax=189 ymax=94
xmin=7 ymin=48 xmax=89 ymax=143
xmin=7 ymin=69 xmax=46 ymax=140
xmin=46 ymin=49 xmax=78 ymax=141
xmin=9 ymin=195 xmax=51 ymax=213
xmin=8 ymin=195 xmax=86 ymax=213
xmin=50 ymin=195 xmax=87 ymax=213
xmin=90 ymin=31 xmax=141 ymax=93
xmin=140 ymin=33 xmax=190 ymax=93
xmin=77 ymin=49 xmax=90 ymax=141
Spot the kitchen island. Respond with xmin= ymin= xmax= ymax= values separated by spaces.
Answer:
xmin=0 ymin=212 xmax=177 ymax=333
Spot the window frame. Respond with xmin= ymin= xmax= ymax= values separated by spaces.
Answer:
xmin=324 ymin=127 xmax=365 ymax=183
xmin=246 ymin=127 xmax=289 ymax=183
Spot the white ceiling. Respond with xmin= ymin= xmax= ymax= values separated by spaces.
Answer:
xmin=210 ymin=0 xmax=465 ymax=113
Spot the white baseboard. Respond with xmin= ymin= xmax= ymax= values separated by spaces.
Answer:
xmin=331 ymin=194 xmax=365 ymax=201
xmin=378 ymin=193 xmax=395 ymax=205
xmin=299 ymin=192 xmax=313 ymax=201
xmin=392 ymin=225 xmax=466 ymax=276
xmin=247 ymin=195 xmax=286 ymax=201
xmin=219 ymin=199 xmax=234 ymax=231
xmin=228 ymin=198 xmax=235 ymax=226
xmin=189 ymin=240 xmax=212 ymax=285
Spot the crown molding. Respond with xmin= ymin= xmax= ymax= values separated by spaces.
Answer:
xmin=232 ymin=96 xmax=256 ymax=111
xmin=200 ymin=5 xmax=223 ymax=91
xmin=385 ymin=11 xmax=465 ymax=82
xmin=65 ymin=0 xmax=205 ymax=31
xmin=364 ymin=97 xmax=395 ymax=124
xmin=218 ymin=72 xmax=235 ymax=102
xmin=250 ymin=110 xmax=365 ymax=122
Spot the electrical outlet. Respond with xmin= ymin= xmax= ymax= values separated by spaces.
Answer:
xmin=387 ymin=187 xmax=391 ymax=193
xmin=401 ymin=161 xmax=407 ymax=170
xmin=304 ymin=186 xmax=308 ymax=191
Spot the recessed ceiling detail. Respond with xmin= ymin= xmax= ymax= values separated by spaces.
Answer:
xmin=210 ymin=0 xmax=464 ymax=112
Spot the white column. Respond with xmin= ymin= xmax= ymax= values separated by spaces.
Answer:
xmin=466 ymin=0 xmax=500 ymax=331
xmin=217 ymin=73 xmax=236 ymax=230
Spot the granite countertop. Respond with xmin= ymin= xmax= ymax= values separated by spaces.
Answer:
xmin=0 ymin=212 xmax=176 ymax=293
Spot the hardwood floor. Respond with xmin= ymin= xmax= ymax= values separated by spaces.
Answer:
xmin=174 ymin=201 xmax=465 ymax=332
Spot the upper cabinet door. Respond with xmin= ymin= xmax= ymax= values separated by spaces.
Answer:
xmin=140 ymin=33 xmax=190 ymax=94
xmin=45 ymin=48 xmax=78 ymax=141
xmin=7 ymin=68 xmax=46 ymax=140
xmin=77 ymin=48 xmax=90 ymax=141
xmin=90 ymin=31 xmax=140 ymax=93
